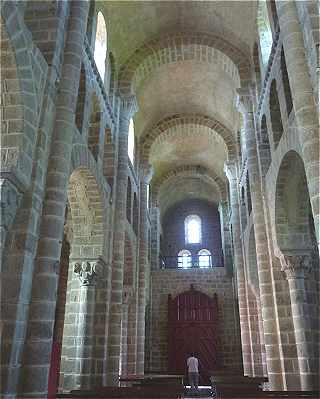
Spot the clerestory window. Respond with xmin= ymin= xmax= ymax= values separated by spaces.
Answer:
xmin=128 ymin=118 xmax=135 ymax=164
xmin=94 ymin=12 xmax=107 ymax=80
xmin=185 ymin=215 xmax=201 ymax=244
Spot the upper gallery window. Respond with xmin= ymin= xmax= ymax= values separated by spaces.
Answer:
xmin=128 ymin=118 xmax=135 ymax=164
xmin=185 ymin=215 xmax=201 ymax=244
xmin=94 ymin=11 xmax=107 ymax=79
xmin=198 ymin=249 xmax=212 ymax=268
xmin=178 ymin=249 xmax=192 ymax=268
xmin=258 ymin=0 xmax=273 ymax=68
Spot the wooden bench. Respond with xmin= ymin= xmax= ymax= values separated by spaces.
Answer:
xmin=220 ymin=392 xmax=319 ymax=398
xmin=56 ymin=384 xmax=185 ymax=398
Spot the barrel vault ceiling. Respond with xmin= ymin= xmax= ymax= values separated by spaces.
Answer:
xmin=102 ymin=1 xmax=258 ymax=214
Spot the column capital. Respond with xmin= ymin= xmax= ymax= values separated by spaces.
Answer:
xmin=120 ymin=95 xmax=139 ymax=121
xmin=224 ymin=160 xmax=238 ymax=181
xmin=73 ymin=257 xmax=108 ymax=286
xmin=236 ymin=87 xmax=255 ymax=115
xmin=280 ymin=253 xmax=312 ymax=280
xmin=140 ymin=162 xmax=154 ymax=184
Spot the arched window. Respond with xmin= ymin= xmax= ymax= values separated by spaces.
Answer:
xmin=128 ymin=118 xmax=135 ymax=164
xmin=198 ymin=249 xmax=212 ymax=268
xmin=257 ymin=0 xmax=273 ymax=68
xmin=185 ymin=215 xmax=201 ymax=244
xmin=94 ymin=12 xmax=107 ymax=79
xmin=178 ymin=249 xmax=192 ymax=268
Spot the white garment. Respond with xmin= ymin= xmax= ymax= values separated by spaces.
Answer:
xmin=187 ymin=356 xmax=199 ymax=373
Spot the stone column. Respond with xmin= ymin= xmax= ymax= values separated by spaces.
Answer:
xmin=0 ymin=178 xmax=23 ymax=253
xmin=106 ymin=96 xmax=138 ymax=385
xmin=119 ymin=289 xmax=130 ymax=375
xmin=218 ymin=201 xmax=233 ymax=275
xmin=224 ymin=161 xmax=252 ymax=377
xmin=16 ymin=2 xmax=89 ymax=397
xmin=60 ymin=258 xmax=106 ymax=391
xmin=280 ymin=254 xmax=318 ymax=390
xmin=150 ymin=205 xmax=160 ymax=270
xmin=276 ymin=0 xmax=319 ymax=250
xmin=136 ymin=164 xmax=153 ymax=374
xmin=238 ymin=92 xmax=283 ymax=389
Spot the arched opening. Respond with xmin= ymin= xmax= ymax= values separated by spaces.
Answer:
xmin=275 ymin=151 xmax=319 ymax=388
xmin=280 ymin=48 xmax=293 ymax=118
xmin=259 ymin=115 xmax=271 ymax=175
xmin=94 ymin=11 xmax=107 ymax=80
xmin=88 ymin=94 xmax=101 ymax=161
xmin=128 ymin=118 xmax=135 ymax=165
xmin=257 ymin=0 xmax=273 ymax=69
xmin=198 ymin=249 xmax=212 ymax=268
xmin=269 ymin=79 xmax=284 ymax=149
xmin=275 ymin=152 xmax=317 ymax=257
xmin=56 ymin=168 xmax=107 ymax=392
xmin=75 ymin=64 xmax=86 ymax=134
xmin=177 ymin=249 xmax=192 ymax=268
xmin=126 ymin=178 xmax=132 ymax=223
xmin=185 ymin=215 xmax=201 ymax=244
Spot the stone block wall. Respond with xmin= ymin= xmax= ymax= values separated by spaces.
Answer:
xmin=149 ymin=268 xmax=242 ymax=373
xmin=161 ymin=199 xmax=223 ymax=266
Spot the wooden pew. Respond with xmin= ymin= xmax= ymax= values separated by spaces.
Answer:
xmin=220 ymin=392 xmax=319 ymax=398
xmin=56 ymin=383 xmax=185 ymax=398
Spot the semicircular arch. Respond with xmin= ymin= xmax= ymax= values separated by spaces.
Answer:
xmin=118 ymin=32 xmax=250 ymax=96
xmin=140 ymin=113 xmax=237 ymax=161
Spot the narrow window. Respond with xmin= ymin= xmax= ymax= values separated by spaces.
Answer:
xmin=178 ymin=249 xmax=192 ymax=268
xmin=198 ymin=249 xmax=212 ymax=268
xmin=185 ymin=215 xmax=201 ymax=244
xmin=128 ymin=118 xmax=135 ymax=164
xmin=94 ymin=12 xmax=107 ymax=79
xmin=258 ymin=0 xmax=273 ymax=68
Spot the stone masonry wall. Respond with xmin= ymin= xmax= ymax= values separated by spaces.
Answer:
xmin=161 ymin=199 xmax=223 ymax=266
xmin=149 ymin=268 xmax=242 ymax=373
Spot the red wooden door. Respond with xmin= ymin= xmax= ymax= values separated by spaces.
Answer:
xmin=168 ymin=285 xmax=220 ymax=384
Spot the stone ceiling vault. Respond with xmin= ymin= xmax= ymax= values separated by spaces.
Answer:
xmin=100 ymin=1 xmax=255 ymax=213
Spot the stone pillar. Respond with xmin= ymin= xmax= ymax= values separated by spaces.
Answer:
xmin=60 ymin=258 xmax=107 ymax=391
xmin=280 ymin=254 xmax=318 ymax=390
xmin=119 ymin=289 xmax=130 ymax=375
xmin=136 ymin=164 xmax=153 ymax=374
xmin=0 ymin=178 xmax=23 ymax=253
xmin=15 ymin=2 xmax=89 ymax=397
xmin=224 ymin=161 xmax=252 ymax=377
xmin=238 ymin=92 xmax=283 ymax=389
xmin=150 ymin=205 xmax=160 ymax=270
xmin=106 ymin=96 xmax=138 ymax=385
xmin=276 ymin=0 xmax=320 ymax=249
xmin=218 ymin=201 xmax=233 ymax=275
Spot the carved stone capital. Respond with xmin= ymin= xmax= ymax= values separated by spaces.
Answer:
xmin=120 ymin=95 xmax=139 ymax=121
xmin=224 ymin=160 xmax=238 ymax=182
xmin=140 ymin=163 xmax=153 ymax=184
xmin=280 ymin=254 xmax=312 ymax=280
xmin=236 ymin=87 xmax=254 ymax=114
xmin=73 ymin=257 xmax=107 ymax=286
xmin=0 ymin=178 xmax=23 ymax=231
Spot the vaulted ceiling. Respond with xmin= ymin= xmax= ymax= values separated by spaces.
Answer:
xmin=102 ymin=1 xmax=258 ymax=214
